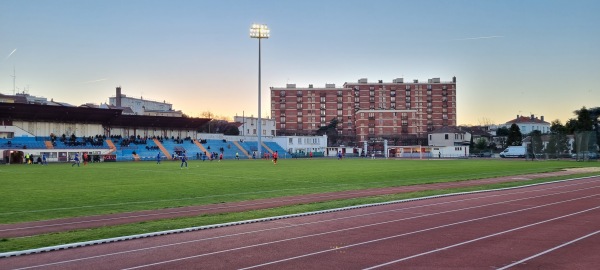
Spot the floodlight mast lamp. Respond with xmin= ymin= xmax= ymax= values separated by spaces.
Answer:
xmin=250 ymin=23 xmax=269 ymax=159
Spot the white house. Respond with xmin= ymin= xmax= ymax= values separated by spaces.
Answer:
xmin=427 ymin=126 xmax=471 ymax=158
xmin=428 ymin=126 xmax=471 ymax=147
xmin=501 ymin=115 xmax=550 ymax=134
xmin=234 ymin=115 xmax=277 ymax=137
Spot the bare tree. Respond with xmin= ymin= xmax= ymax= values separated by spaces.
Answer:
xmin=477 ymin=117 xmax=495 ymax=126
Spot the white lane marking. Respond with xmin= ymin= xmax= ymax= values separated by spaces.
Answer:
xmin=128 ymin=195 xmax=600 ymax=269
xmin=497 ymin=230 xmax=600 ymax=270
xmin=5 ymin=177 xmax=598 ymax=233
xmin=10 ymin=182 xmax=600 ymax=269
xmin=251 ymin=205 xmax=600 ymax=270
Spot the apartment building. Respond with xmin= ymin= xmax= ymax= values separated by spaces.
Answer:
xmin=270 ymin=77 xmax=456 ymax=145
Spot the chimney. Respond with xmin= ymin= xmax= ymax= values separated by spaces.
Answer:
xmin=116 ymin=86 xmax=122 ymax=107
xmin=541 ymin=116 xmax=544 ymax=121
xmin=530 ymin=114 xmax=534 ymax=120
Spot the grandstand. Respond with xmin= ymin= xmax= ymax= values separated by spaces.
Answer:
xmin=0 ymin=102 xmax=326 ymax=163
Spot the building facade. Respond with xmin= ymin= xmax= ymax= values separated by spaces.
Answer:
xmin=108 ymin=87 xmax=181 ymax=117
xmin=428 ymin=126 xmax=471 ymax=147
xmin=501 ymin=115 xmax=551 ymax=134
xmin=233 ymin=115 xmax=276 ymax=137
xmin=270 ymin=77 xmax=457 ymax=145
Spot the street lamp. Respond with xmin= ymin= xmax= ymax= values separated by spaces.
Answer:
xmin=250 ymin=23 xmax=269 ymax=159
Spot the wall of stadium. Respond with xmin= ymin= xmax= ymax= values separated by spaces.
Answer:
xmin=104 ymin=127 xmax=198 ymax=139
xmin=9 ymin=120 xmax=200 ymax=140
xmin=12 ymin=120 xmax=104 ymax=137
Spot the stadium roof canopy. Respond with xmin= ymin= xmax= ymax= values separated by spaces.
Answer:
xmin=0 ymin=103 xmax=210 ymax=130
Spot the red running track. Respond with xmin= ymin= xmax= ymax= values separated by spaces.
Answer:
xmin=2 ymin=177 xmax=599 ymax=269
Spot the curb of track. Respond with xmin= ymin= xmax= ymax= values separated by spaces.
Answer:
xmin=1 ymin=175 xmax=597 ymax=258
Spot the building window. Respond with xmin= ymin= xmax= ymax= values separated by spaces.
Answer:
xmin=320 ymin=97 xmax=326 ymax=103
xmin=445 ymin=134 xmax=449 ymax=140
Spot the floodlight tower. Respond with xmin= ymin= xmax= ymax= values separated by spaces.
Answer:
xmin=250 ymin=23 xmax=270 ymax=159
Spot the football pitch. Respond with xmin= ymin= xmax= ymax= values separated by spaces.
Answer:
xmin=2 ymin=158 xmax=598 ymax=225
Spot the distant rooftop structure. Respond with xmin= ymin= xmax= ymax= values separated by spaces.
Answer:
xmin=108 ymin=86 xmax=181 ymax=117
xmin=0 ymin=92 xmax=47 ymax=105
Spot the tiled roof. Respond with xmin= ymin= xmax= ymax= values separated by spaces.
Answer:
xmin=505 ymin=116 xmax=549 ymax=125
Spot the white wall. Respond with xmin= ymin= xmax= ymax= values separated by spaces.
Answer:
xmin=273 ymin=135 xmax=328 ymax=154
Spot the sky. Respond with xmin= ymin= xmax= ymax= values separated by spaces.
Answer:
xmin=1 ymin=0 xmax=599 ymax=125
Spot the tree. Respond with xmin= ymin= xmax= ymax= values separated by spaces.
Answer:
xmin=316 ymin=118 xmax=339 ymax=146
xmin=570 ymin=106 xmax=599 ymax=155
xmin=587 ymin=107 xmax=600 ymax=148
xmin=496 ymin=126 xmax=509 ymax=136
xmin=530 ymin=130 xmax=543 ymax=156
xmin=475 ymin=138 xmax=487 ymax=152
xmin=573 ymin=107 xmax=594 ymax=131
xmin=546 ymin=120 xmax=569 ymax=158
xmin=506 ymin=123 xmax=522 ymax=146
xmin=494 ymin=126 xmax=510 ymax=150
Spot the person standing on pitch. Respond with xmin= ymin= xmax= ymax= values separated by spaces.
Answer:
xmin=272 ymin=151 xmax=278 ymax=165
xmin=156 ymin=152 xmax=161 ymax=164
xmin=180 ymin=153 xmax=188 ymax=168
xmin=71 ymin=153 xmax=80 ymax=167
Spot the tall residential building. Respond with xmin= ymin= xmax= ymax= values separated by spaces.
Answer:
xmin=270 ymin=77 xmax=456 ymax=145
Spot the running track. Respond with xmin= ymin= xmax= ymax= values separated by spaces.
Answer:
xmin=2 ymin=176 xmax=599 ymax=269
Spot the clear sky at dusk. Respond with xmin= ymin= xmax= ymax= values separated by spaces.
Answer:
xmin=1 ymin=0 xmax=599 ymax=125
